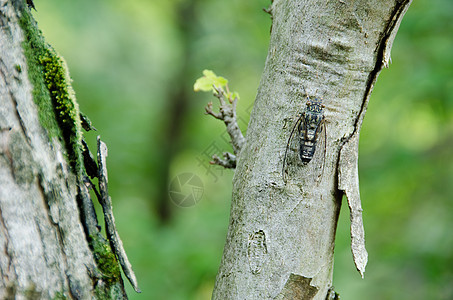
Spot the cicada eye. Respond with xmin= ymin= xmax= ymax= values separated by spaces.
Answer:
xmin=306 ymin=101 xmax=311 ymax=106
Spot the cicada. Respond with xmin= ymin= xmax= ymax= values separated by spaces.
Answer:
xmin=282 ymin=96 xmax=326 ymax=182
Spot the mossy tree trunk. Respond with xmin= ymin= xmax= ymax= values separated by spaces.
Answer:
xmin=213 ymin=0 xmax=412 ymax=299
xmin=0 ymin=1 xmax=132 ymax=299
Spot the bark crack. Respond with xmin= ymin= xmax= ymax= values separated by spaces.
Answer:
xmin=10 ymin=93 xmax=32 ymax=147
xmin=344 ymin=0 xmax=413 ymax=145
xmin=0 ymin=59 xmax=31 ymax=147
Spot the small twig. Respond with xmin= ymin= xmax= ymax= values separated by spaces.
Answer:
xmin=205 ymin=102 xmax=222 ymax=119
xmin=263 ymin=7 xmax=272 ymax=15
xmin=224 ymin=84 xmax=233 ymax=103
xmin=201 ymin=81 xmax=246 ymax=169
xmin=263 ymin=0 xmax=274 ymax=33
xmin=205 ymin=85 xmax=245 ymax=157
xmin=213 ymin=85 xmax=227 ymax=106
xmin=97 ymin=136 xmax=141 ymax=293
xmin=210 ymin=152 xmax=236 ymax=169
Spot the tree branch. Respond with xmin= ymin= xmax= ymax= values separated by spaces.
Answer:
xmin=204 ymin=85 xmax=245 ymax=168
xmin=211 ymin=152 xmax=237 ymax=169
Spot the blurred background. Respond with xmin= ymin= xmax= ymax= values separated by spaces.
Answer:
xmin=33 ymin=0 xmax=452 ymax=299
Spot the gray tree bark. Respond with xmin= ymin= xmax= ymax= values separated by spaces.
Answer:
xmin=0 ymin=1 xmax=136 ymax=298
xmin=213 ymin=0 xmax=412 ymax=299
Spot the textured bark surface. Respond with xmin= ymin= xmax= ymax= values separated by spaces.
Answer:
xmin=0 ymin=1 xmax=129 ymax=298
xmin=0 ymin=1 xmax=95 ymax=298
xmin=213 ymin=0 xmax=412 ymax=299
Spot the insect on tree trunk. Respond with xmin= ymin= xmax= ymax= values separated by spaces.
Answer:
xmin=212 ymin=0 xmax=412 ymax=299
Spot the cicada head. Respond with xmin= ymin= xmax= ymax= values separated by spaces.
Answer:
xmin=306 ymin=97 xmax=323 ymax=114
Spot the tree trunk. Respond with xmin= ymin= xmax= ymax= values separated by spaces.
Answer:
xmin=0 ymin=1 xmax=135 ymax=298
xmin=213 ymin=0 xmax=412 ymax=299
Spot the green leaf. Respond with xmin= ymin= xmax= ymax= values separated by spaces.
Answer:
xmin=194 ymin=69 xmax=228 ymax=92
xmin=230 ymin=92 xmax=240 ymax=101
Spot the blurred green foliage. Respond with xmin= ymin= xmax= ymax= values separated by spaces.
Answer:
xmin=33 ymin=0 xmax=452 ymax=299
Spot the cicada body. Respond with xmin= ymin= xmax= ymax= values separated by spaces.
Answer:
xmin=298 ymin=97 xmax=324 ymax=164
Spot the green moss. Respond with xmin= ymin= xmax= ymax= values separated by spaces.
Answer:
xmin=19 ymin=11 xmax=61 ymax=138
xmin=88 ymin=234 xmax=125 ymax=297
xmin=39 ymin=48 xmax=83 ymax=173
xmin=90 ymin=236 xmax=121 ymax=285
xmin=52 ymin=291 xmax=68 ymax=300
xmin=19 ymin=9 xmax=83 ymax=176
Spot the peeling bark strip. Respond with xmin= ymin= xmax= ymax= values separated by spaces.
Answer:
xmin=213 ymin=0 xmax=412 ymax=299
xmin=337 ymin=0 xmax=412 ymax=277
xmin=97 ymin=137 xmax=141 ymax=293
xmin=338 ymin=134 xmax=367 ymax=277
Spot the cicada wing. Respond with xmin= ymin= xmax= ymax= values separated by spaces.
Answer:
xmin=282 ymin=114 xmax=303 ymax=182
xmin=307 ymin=119 xmax=326 ymax=184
